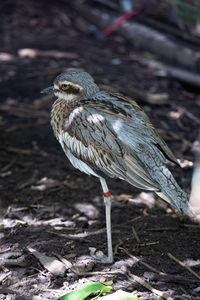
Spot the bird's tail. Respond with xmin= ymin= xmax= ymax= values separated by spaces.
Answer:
xmin=156 ymin=191 xmax=193 ymax=217
xmin=147 ymin=164 xmax=193 ymax=217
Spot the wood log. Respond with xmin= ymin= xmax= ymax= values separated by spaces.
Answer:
xmin=73 ymin=4 xmax=200 ymax=71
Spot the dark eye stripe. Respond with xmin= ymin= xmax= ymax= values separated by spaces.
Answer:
xmin=64 ymin=86 xmax=80 ymax=94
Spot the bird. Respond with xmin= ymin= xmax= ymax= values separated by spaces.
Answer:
xmin=41 ymin=70 xmax=193 ymax=264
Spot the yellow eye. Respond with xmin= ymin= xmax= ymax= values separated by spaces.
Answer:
xmin=61 ymin=84 xmax=70 ymax=91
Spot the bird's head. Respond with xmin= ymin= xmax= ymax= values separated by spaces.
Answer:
xmin=41 ymin=70 xmax=99 ymax=101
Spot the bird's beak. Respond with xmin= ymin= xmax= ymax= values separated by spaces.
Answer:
xmin=40 ymin=86 xmax=54 ymax=94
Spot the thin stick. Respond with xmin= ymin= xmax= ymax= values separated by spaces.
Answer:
xmin=114 ymin=240 xmax=123 ymax=255
xmin=132 ymin=226 xmax=141 ymax=243
xmin=147 ymin=227 xmax=177 ymax=231
xmin=47 ymin=228 xmax=106 ymax=240
xmin=53 ymin=253 xmax=121 ymax=277
xmin=167 ymin=252 xmax=200 ymax=281
xmin=0 ymin=272 xmax=12 ymax=284
xmin=183 ymin=224 xmax=200 ymax=228
xmin=124 ymin=248 xmax=165 ymax=275
xmin=137 ymin=242 xmax=159 ymax=247
xmin=139 ymin=260 xmax=166 ymax=275
xmin=1 ymin=159 xmax=16 ymax=172
xmin=175 ymin=105 xmax=200 ymax=125
xmin=6 ymin=147 xmax=48 ymax=157
xmin=125 ymin=250 xmax=198 ymax=285
xmin=127 ymin=270 xmax=172 ymax=300
xmin=17 ymin=170 xmax=39 ymax=190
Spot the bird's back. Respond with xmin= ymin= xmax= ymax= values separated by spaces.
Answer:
xmin=51 ymin=90 xmax=192 ymax=216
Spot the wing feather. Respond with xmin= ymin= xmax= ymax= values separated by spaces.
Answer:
xmin=61 ymin=99 xmax=160 ymax=191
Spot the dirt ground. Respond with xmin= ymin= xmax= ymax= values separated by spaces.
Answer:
xmin=1 ymin=1 xmax=200 ymax=299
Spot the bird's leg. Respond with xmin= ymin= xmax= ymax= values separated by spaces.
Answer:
xmin=101 ymin=177 xmax=113 ymax=263
xmin=91 ymin=177 xmax=113 ymax=264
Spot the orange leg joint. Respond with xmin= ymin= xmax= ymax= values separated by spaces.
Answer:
xmin=103 ymin=191 xmax=111 ymax=198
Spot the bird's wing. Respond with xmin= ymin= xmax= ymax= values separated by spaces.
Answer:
xmin=77 ymin=92 xmax=178 ymax=165
xmin=60 ymin=98 xmax=160 ymax=191
xmin=110 ymin=93 xmax=179 ymax=165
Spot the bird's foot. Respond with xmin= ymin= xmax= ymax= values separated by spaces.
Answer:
xmin=91 ymin=254 xmax=113 ymax=264
xmin=89 ymin=247 xmax=113 ymax=264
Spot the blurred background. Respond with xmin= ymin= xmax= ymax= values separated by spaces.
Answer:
xmin=0 ymin=1 xmax=200 ymax=299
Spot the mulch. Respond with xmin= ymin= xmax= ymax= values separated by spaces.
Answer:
xmin=0 ymin=1 xmax=200 ymax=299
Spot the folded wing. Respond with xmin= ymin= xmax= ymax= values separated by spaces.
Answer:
xmin=60 ymin=93 xmax=165 ymax=191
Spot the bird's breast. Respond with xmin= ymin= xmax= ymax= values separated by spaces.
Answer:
xmin=51 ymin=98 xmax=71 ymax=140
xmin=51 ymin=99 xmax=90 ymax=160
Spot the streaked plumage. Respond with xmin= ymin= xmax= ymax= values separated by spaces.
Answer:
xmin=42 ymin=70 xmax=193 ymax=263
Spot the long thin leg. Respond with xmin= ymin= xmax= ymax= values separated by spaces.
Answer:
xmin=90 ymin=177 xmax=113 ymax=263
xmin=100 ymin=177 xmax=113 ymax=263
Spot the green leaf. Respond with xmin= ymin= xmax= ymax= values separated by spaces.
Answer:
xmin=103 ymin=281 xmax=113 ymax=286
xmin=56 ymin=281 xmax=112 ymax=300
xmin=99 ymin=290 xmax=140 ymax=300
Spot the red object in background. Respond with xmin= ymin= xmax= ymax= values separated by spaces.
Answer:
xmin=102 ymin=8 xmax=140 ymax=36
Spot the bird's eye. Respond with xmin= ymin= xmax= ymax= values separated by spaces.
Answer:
xmin=61 ymin=84 xmax=70 ymax=91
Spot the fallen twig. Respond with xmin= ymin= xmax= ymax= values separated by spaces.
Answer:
xmin=174 ymin=105 xmax=200 ymax=125
xmin=137 ymin=241 xmax=159 ymax=247
xmin=54 ymin=253 xmax=121 ymax=277
xmin=167 ymin=252 xmax=200 ymax=281
xmin=0 ymin=271 xmax=12 ymax=284
xmin=138 ymin=15 xmax=200 ymax=47
xmin=47 ymin=228 xmax=120 ymax=240
xmin=73 ymin=3 xmax=200 ymax=73
xmin=183 ymin=224 xmax=200 ymax=228
xmin=126 ymin=269 xmax=172 ymax=300
xmin=132 ymin=226 xmax=141 ymax=243
xmin=139 ymin=260 xmax=165 ymax=275
xmin=6 ymin=146 xmax=48 ymax=157
xmin=114 ymin=240 xmax=123 ymax=255
xmin=17 ymin=170 xmax=39 ymax=190
xmin=123 ymin=248 xmax=166 ymax=275
xmin=0 ymin=158 xmax=16 ymax=172
xmin=123 ymin=250 xmax=198 ymax=284
xmin=144 ymin=272 xmax=198 ymax=284
xmin=6 ymin=120 xmax=48 ymax=133
xmin=147 ymin=227 xmax=178 ymax=231
xmin=53 ymin=253 xmax=84 ymax=276
xmin=18 ymin=48 xmax=79 ymax=60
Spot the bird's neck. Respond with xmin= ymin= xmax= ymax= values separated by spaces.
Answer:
xmin=51 ymin=98 xmax=71 ymax=140
xmin=50 ymin=88 xmax=99 ymax=139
